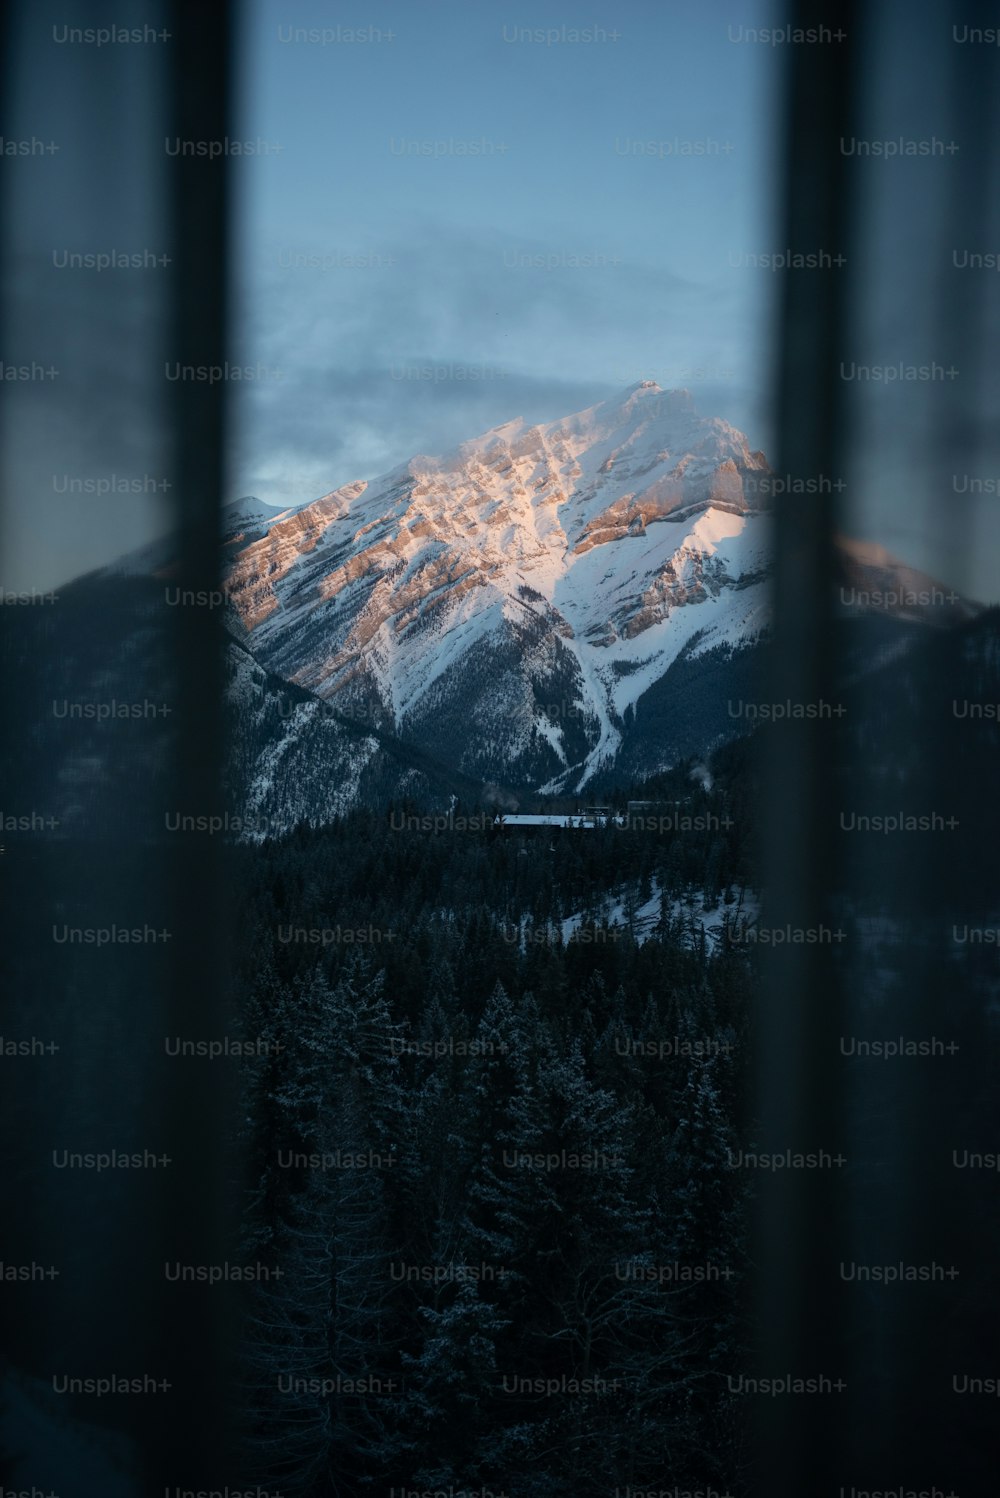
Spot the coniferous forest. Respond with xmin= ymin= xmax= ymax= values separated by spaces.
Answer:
xmin=231 ymin=745 xmax=759 ymax=1495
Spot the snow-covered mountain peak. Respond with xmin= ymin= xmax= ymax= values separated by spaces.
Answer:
xmin=99 ymin=380 xmax=976 ymax=797
xmin=222 ymin=384 xmax=776 ymax=789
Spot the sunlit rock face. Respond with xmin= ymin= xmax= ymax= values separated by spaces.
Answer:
xmin=222 ymin=383 xmax=774 ymax=790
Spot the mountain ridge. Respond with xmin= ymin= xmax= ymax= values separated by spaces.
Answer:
xmin=78 ymin=380 xmax=982 ymax=812
xmin=222 ymin=382 xmax=776 ymax=790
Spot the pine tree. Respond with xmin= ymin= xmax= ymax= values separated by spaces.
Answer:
xmin=241 ymin=964 xmax=407 ymax=1493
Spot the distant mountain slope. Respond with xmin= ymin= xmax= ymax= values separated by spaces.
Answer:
xmin=0 ymin=576 xmax=497 ymax=844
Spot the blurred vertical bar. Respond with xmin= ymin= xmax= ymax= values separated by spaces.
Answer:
xmin=155 ymin=0 xmax=235 ymax=1485
xmin=0 ymin=0 xmax=235 ymax=1488
xmin=760 ymin=0 xmax=1000 ymax=1489
xmin=841 ymin=0 xmax=996 ymax=1484
xmin=756 ymin=0 xmax=858 ymax=1491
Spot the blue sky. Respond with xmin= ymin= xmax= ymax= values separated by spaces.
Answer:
xmin=231 ymin=0 xmax=1000 ymax=604
xmin=4 ymin=0 xmax=994 ymax=601
xmin=233 ymin=0 xmax=780 ymax=506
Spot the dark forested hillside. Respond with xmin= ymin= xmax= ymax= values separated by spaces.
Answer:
xmin=229 ymin=752 xmax=758 ymax=1495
